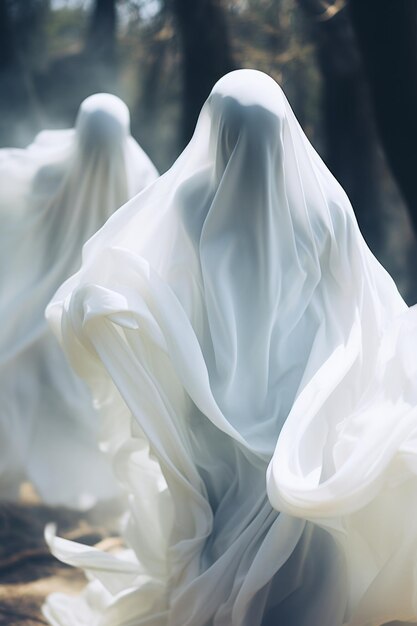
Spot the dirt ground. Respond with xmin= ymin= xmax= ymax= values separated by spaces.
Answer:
xmin=0 ymin=490 xmax=413 ymax=626
xmin=0 ymin=486 xmax=123 ymax=625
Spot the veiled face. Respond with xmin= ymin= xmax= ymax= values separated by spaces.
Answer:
xmin=206 ymin=71 xmax=286 ymax=182
xmin=75 ymin=94 xmax=130 ymax=157
xmin=208 ymin=95 xmax=284 ymax=180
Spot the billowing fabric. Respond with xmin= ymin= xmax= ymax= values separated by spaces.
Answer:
xmin=0 ymin=93 xmax=158 ymax=507
xmin=44 ymin=70 xmax=417 ymax=625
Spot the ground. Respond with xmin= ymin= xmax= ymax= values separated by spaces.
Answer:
xmin=0 ymin=486 xmax=122 ymax=625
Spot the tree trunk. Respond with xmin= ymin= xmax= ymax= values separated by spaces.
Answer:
xmin=0 ymin=0 xmax=16 ymax=71
xmin=297 ymin=0 xmax=383 ymax=254
xmin=86 ymin=0 xmax=117 ymax=64
xmin=0 ymin=0 xmax=42 ymax=146
xmin=170 ymin=0 xmax=235 ymax=146
xmin=349 ymin=0 xmax=417 ymax=235
xmin=83 ymin=0 xmax=118 ymax=94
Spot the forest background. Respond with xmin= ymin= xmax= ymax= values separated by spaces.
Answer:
xmin=2 ymin=0 xmax=417 ymax=299
xmin=2 ymin=0 xmax=417 ymax=302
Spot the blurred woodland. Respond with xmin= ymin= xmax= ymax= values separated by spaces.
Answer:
xmin=1 ymin=0 xmax=417 ymax=299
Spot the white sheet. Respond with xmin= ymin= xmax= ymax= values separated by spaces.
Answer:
xmin=0 ymin=94 xmax=158 ymax=507
xmin=45 ymin=71 xmax=417 ymax=624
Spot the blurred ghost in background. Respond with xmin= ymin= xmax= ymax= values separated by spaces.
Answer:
xmin=0 ymin=92 xmax=158 ymax=507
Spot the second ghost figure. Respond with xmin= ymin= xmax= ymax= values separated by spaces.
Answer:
xmin=0 ymin=93 xmax=158 ymax=507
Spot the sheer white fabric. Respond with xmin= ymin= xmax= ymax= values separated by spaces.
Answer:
xmin=0 ymin=93 xmax=158 ymax=507
xmin=45 ymin=71 xmax=417 ymax=624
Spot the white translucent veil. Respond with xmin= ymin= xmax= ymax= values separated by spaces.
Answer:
xmin=0 ymin=93 xmax=158 ymax=506
xmin=45 ymin=71 xmax=416 ymax=625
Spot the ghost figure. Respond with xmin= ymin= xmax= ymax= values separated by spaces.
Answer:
xmin=44 ymin=71 xmax=417 ymax=626
xmin=0 ymin=93 xmax=158 ymax=508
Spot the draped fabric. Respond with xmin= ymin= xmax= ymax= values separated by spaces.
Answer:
xmin=45 ymin=71 xmax=417 ymax=624
xmin=0 ymin=94 xmax=158 ymax=507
